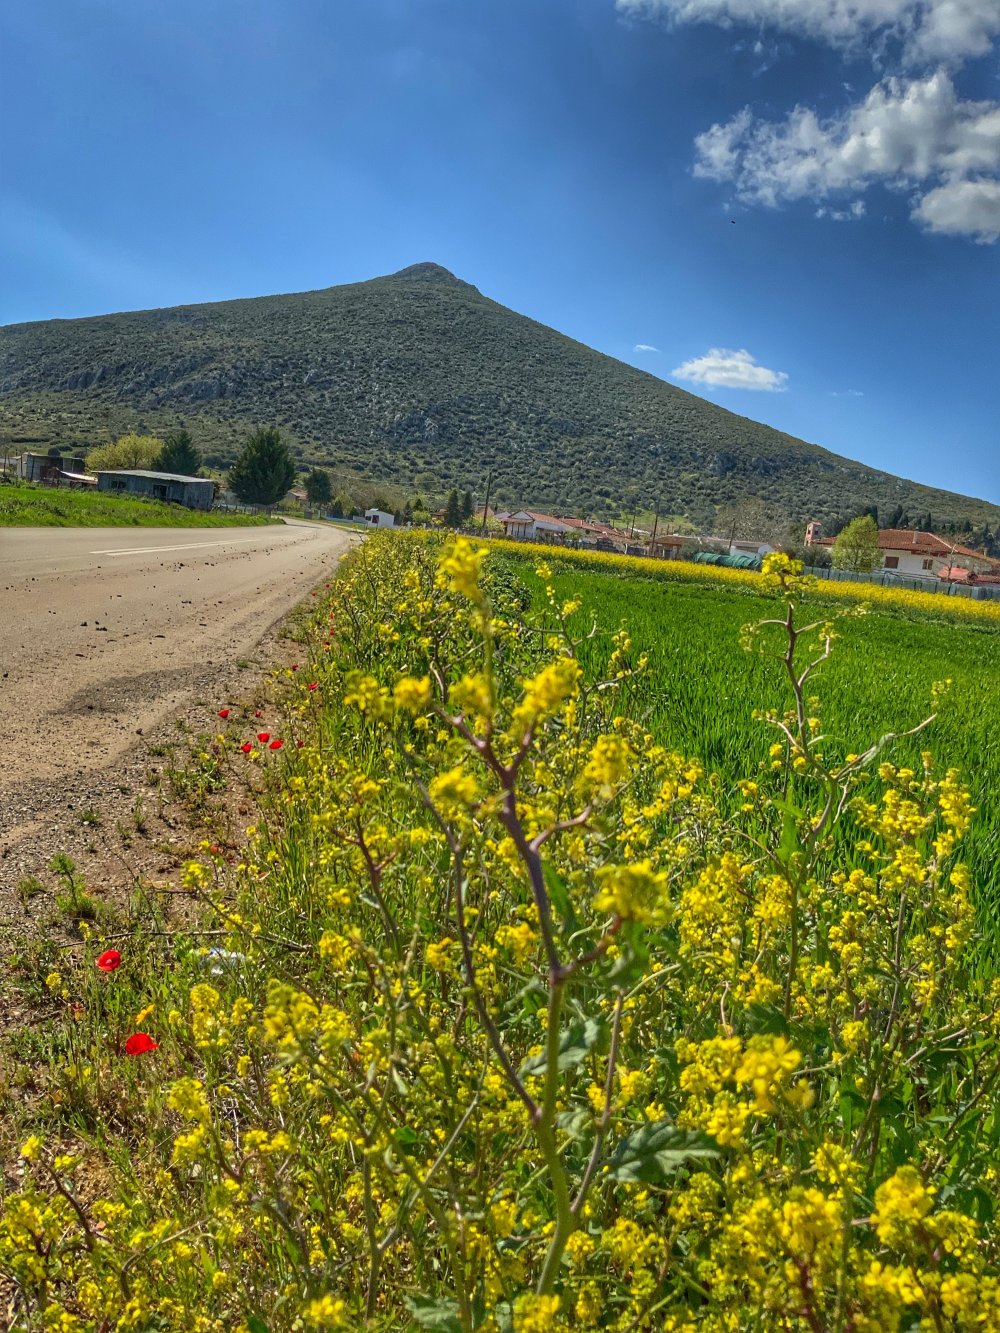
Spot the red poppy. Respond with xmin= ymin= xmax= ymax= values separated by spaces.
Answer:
xmin=96 ymin=949 xmax=122 ymax=972
xmin=241 ymin=742 xmax=253 ymax=754
xmin=291 ymin=663 xmax=299 ymax=671
xmin=254 ymin=709 xmax=263 ymax=718
xmin=125 ymin=1032 xmax=158 ymax=1056
xmin=217 ymin=708 xmax=231 ymax=719
xmin=296 ymin=739 xmax=305 ymax=748
xmin=257 ymin=731 xmax=270 ymax=743
xmin=307 ymin=682 xmax=319 ymax=691
xmin=269 ymin=739 xmax=284 ymax=750
xmin=209 ymin=844 xmax=222 ymax=856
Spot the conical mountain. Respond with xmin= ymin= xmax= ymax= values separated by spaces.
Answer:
xmin=1 ymin=264 xmax=994 ymax=526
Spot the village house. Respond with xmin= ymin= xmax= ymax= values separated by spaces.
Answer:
xmin=499 ymin=510 xmax=633 ymax=551
xmin=500 ymin=510 xmax=574 ymax=541
xmin=646 ymin=532 xmax=691 ymax=560
xmin=808 ymin=522 xmax=999 ymax=577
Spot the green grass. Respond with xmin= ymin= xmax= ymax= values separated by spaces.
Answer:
xmin=505 ymin=556 xmax=1000 ymax=938
xmin=0 ymin=483 xmax=278 ymax=527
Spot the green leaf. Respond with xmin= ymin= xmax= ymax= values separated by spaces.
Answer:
xmin=607 ymin=1120 xmax=721 ymax=1184
xmin=607 ymin=919 xmax=649 ymax=987
xmin=520 ymin=1017 xmax=603 ymax=1077
xmin=557 ymin=1108 xmax=593 ymax=1139
xmin=405 ymin=1295 xmax=462 ymax=1332
xmin=246 ymin=1319 xmax=270 ymax=1333
xmin=543 ymin=859 xmax=579 ymax=935
xmin=393 ymin=1124 xmax=422 ymax=1155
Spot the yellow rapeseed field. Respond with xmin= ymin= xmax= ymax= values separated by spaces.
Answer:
xmin=488 ymin=537 xmax=1000 ymax=626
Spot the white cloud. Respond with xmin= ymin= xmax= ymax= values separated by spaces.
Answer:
xmin=634 ymin=342 xmax=660 ymax=352
xmin=831 ymin=388 xmax=865 ymax=396
xmin=615 ymin=0 xmax=1000 ymax=64
xmin=672 ymin=347 xmax=789 ymax=390
xmin=913 ymin=175 xmax=1000 ymax=239
xmin=693 ymin=71 xmax=1000 ymax=239
xmin=816 ymin=200 xmax=868 ymax=220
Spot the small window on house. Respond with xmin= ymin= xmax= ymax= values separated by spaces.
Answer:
xmin=884 ymin=556 xmax=899 ymax=569
xmin=922 ymin=558 xmax=933 ymax=571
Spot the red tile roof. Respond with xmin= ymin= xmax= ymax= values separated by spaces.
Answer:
xmin=938 ymin=565 xmax=1000 ymax=585
xmin=815 ymin=528 xmax=994 ymax=563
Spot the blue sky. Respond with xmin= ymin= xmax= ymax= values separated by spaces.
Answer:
xmin=1 ymin=0 xmax=998 ymax=500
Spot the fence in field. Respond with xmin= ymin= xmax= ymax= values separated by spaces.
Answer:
xmin=802 ymin=565 xmax=1000 ymax=602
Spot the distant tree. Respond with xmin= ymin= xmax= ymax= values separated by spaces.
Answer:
xmin=86 ymin=433 xmax=164 ymax=472
xmin=228 ymin=427 xmax=296 ymax=506
xmin=461 ymin=489 xmax=474 ymax=522
xmin=921 ymin=512 xmax=933 ymax=533
xmin=444 ymin=489 xmax=462 ymax=527
xmin=333 ymin=492 xmax=354 ymax=517
xmin=714 ymin=495 xmax=781 ymax=546
xmin=887 ymin=503 xmax=905 ymax=528
xmin=832 ymin=515 xmax=881 ymax=573
xmin=158 ymin=428 xmax=202 ymax=476
xmin=305 ymin=468 xmax=332 ymax=506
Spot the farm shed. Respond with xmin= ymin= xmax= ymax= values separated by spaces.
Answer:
xmin=18 ymin=451 xmax=87 ymax=482
xmin=96 ymin=470 xmax=214 ymax=511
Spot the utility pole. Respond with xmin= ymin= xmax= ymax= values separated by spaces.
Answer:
xmin=480 ymin=467 xmax=494 ymax=537
xmin=650 ymin=494 xmax=661 ymax=554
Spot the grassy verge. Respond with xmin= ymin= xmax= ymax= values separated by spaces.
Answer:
xmin=0 ymin=483 xmax=277 ymax=527
xmin=2 ymin=532 xmax=999 ymax=1331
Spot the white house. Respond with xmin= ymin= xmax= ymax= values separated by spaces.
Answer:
xmin=810 ymin=524 xmax=997 ymax=577
xmin=499 ymin=510 xmax=633 ymax=550
xmin=364 ymin=508 xmax=395 ymax=528
xmin=500 ymin=511 xmax=575 ymax=541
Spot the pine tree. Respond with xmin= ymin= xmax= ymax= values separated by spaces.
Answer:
xmin=461 ymin=489 xmax=474 ymax=522
xmin=228 ymin=427 xmax=296 ymax=506
xmin=304 ymin=468 xmax=332 ymax=506
xmin=444 ymin=489 xmax=462 ymax=526
xmin=158 ymin=428 xmax=202 ymax=477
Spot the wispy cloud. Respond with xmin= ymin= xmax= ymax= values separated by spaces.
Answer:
xmin=634 ymin=342 xmax=660 ymax=352
xmin=831 ymin=388 xmax=865 ymax=397
xmin=672 ymin=347 xmax=789 ymax=391
xmin=615 ymin=0 xmax=1000 ymax=66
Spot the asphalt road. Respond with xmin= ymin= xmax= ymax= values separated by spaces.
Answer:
xmin=0 ymin=520 xmax=356 ymax=890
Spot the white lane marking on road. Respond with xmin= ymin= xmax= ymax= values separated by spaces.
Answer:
xmin=90 ymin=537 xmax=279 ymax=556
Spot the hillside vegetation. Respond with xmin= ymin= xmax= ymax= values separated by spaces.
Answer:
xmin=2 ymin=262 xmax=997 ymax=528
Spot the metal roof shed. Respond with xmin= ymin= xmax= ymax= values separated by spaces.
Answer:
xmin=96 ymin=470 xmax=215 ymax=511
